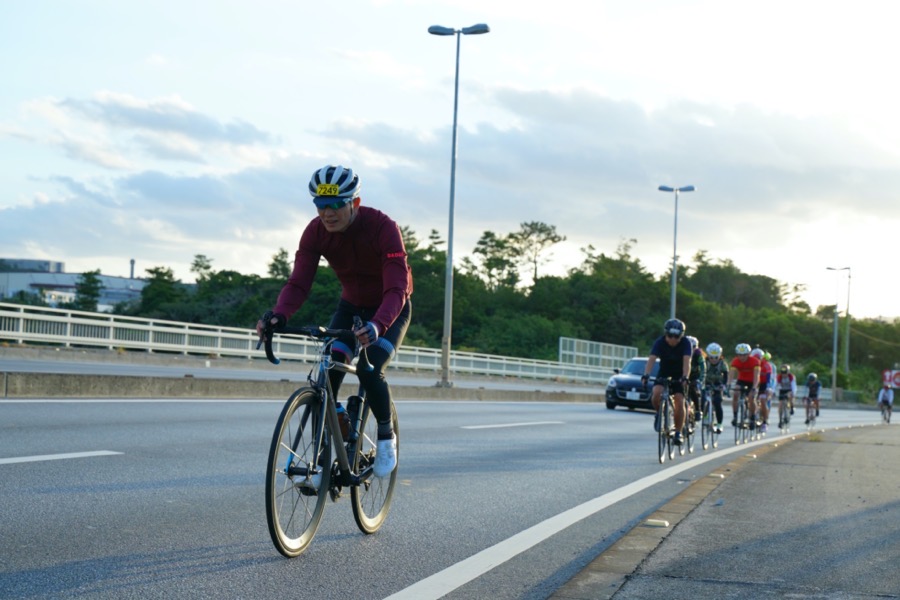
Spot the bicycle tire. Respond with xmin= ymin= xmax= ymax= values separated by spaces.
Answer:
xmin=351 ymin=400 xmax=399 ymax=534
xmin=265 ymin=388 xmax=331 ymax=558
xmin=666 ymin=397 xmax=676 ymax=460
xmin=779 ymin=401 xmax=789 ymax=433
xmin=657 ymin=397 xmax=668 ymax=464
xmin=709 ymin=394 xmax=720 ymax=449
xmin=701 ymin=395 xmax=711 ymax=451
xmin=684 ymin=411 xmax=695 ymax=455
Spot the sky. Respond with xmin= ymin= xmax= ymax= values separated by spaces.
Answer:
xmin=1 ymin=0 xmax=897 ymax=320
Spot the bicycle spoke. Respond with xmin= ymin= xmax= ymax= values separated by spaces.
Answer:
xmin=265 ymin=388 xmax=330 ymax=558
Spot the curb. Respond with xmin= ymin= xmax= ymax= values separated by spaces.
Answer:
xmin=0 ymin=371 xmax=602 ymax=403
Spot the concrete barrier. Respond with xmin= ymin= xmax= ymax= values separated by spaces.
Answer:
xmin=0 ymin=372 xmax=602 ymax=403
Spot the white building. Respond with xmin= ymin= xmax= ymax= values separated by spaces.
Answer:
xmin=0 ymin=258 xmax=147 ymax=311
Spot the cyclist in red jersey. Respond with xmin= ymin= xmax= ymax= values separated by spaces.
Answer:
xmin=729 ymin=343 xmax=761 ymax=428
xmin=257 ymin=165 xmax=413 ymax=479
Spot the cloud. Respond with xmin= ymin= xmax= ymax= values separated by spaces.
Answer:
xmin=3 ymin=83 xmax=899 ymax=317
xmin=60 ymin=92 xmax=274 ymax=145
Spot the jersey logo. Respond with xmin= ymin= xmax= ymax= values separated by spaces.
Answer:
xmin=386 ymin=251 xmax=406 ymax=259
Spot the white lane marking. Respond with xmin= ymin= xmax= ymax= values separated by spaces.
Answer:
xmin=0 ymin=450 xmax=123 ymax=465
xmin=461 ymin=421 xmax=564 ymax=430
xmin=385 ymin=433 xmax=797 ymax=600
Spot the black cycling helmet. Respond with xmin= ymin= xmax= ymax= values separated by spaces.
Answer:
xmin=663 ymin=318 xmax=685 ymax=337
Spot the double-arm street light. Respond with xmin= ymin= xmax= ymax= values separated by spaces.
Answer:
xmin=428 ymin=22 xmax=490 ymax=388
xmin=827 ymin=266 xmax=852 ymax=382
xmin=658 ymin=185 xmax=696 ymax=319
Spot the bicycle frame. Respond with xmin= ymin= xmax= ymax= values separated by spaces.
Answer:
xmin=277 ymin=330 xmax=373 ymax=488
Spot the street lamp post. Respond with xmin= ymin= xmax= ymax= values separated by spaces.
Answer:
xmin=844 ymin=268 xmax=851 ymax=373
xmin=429 ymin=22 xmax=490 ymax=388
xmin=658 ymin=185 xmax=695 ymax=319
xmin=827 ymin=266 xmax=850 ymax=399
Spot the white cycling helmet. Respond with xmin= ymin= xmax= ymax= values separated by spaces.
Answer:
xmin=750 ymin=348 xmax=764 ymax=359
xmin=309 ymin=165 xmax=361 ymax=207
xmin=735 ymin=343 xmax=752 ymax=355
xmin=706 ymin=342 xmax=722 ymax=358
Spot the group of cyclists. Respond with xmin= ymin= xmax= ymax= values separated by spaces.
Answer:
xmin=642 ymin=318 xmax=825 ymax=445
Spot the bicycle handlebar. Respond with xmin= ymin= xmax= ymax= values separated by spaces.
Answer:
xmin=256 ymin=316 xmax=373 ymax=371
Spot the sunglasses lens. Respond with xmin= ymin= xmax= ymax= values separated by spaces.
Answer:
xmin=318 ymin=200 xmax=348 ymax=210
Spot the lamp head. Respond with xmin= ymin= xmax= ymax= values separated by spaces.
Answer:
xmin=428 ymin=25 xmax=455 ymax=36
xmin=461 ymin=23 xmax=490 ymax=35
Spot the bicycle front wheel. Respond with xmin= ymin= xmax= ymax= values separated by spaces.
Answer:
xmin=351 ymin=400 xmax=399 ymax=534
xmin=701 ymin=398 xmax=711 ymax=451
xmin=657 ymin=400 xmax=668 ymax=464
xmin=735 ymin=400 xmax=745 ymax=445
xmin=685 ymin=405 xmax=695 ymax=454
xmin=265 ymin=388 xmax=331 ymax=558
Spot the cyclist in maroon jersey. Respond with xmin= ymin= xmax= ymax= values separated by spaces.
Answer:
xmin=257 ymin=165 xmax=413 ymax=479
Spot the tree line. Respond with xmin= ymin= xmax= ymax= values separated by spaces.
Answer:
xmin=8 ymin=222 xmax=899 ymax=398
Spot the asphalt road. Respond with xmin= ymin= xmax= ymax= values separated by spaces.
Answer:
xmin=0 ymin=397 xmax=878 ymax=600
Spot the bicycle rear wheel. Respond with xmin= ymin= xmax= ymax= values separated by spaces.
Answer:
xmin=265 ymin=388 xmax=331 ymax=558
xmin=701 ymin=397 xmax=711 ymax=450
xmin=351 ymin=400 xmax=399 ymax=534
xmin=666 ymin=399 xmax=676 ymax=460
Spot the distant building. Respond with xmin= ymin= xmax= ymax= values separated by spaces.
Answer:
xmin=0 ymin=258 xmax=147 ymax=312
xmin=0 ymin=258 xmax=64 ymax=273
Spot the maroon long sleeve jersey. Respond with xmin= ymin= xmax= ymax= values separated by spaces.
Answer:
xmin=273 ymin=206 xmax=413 ymax=333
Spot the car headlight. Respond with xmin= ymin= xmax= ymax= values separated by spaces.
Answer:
xmin=607 ymin=379 xmax=617 ymax=388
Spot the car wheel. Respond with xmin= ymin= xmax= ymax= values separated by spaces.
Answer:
xmin=606 ymin=400 xmax=616 ymax=410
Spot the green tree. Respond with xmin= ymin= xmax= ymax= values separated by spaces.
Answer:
xmin=268 ymin=248 xmax=292 ymax=280
xmin=139 ymin=267 xmax=187 ymax=316
xmin=190 ymin=255 xmax=213 ymax=282
xmin=71 ymin=269 xmax=103 ymax=312
xmin=465 ymin=230 xmax=519 ymax=290
xmin=7 ymin=290 xmax=47 ymax=306
xmin=509 ymin=221 xmax=566 ymax=284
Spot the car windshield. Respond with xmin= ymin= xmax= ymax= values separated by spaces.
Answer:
xmin=620 ymin=358 xmax=659 ymax=376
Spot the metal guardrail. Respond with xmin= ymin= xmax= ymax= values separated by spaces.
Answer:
xmin=0 ymin=302 xmax=614 ymax=385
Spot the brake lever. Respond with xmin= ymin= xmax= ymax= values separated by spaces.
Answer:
xmin=352 ymin=316 xmax=374 ymax=373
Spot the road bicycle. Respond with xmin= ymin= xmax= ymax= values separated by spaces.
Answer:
xmin=654 ymin=378 xmax=693 ymax=462
xmin=733 ymin=386 xmax=754 ymax=445
xmin=680 ymin=383 xmax=696 ymax=457
xmin=777 ymin=390 xmax=792 ymax=433
xmin=700 ymin=384 xmax=721 ymax=450
xmin=804 ymin=396 xmax=817 ymax=429
xmin=259 ymin=319 xmax=399 ymax=558
xmin=655 ymin=378 xmax=676 ymax=464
